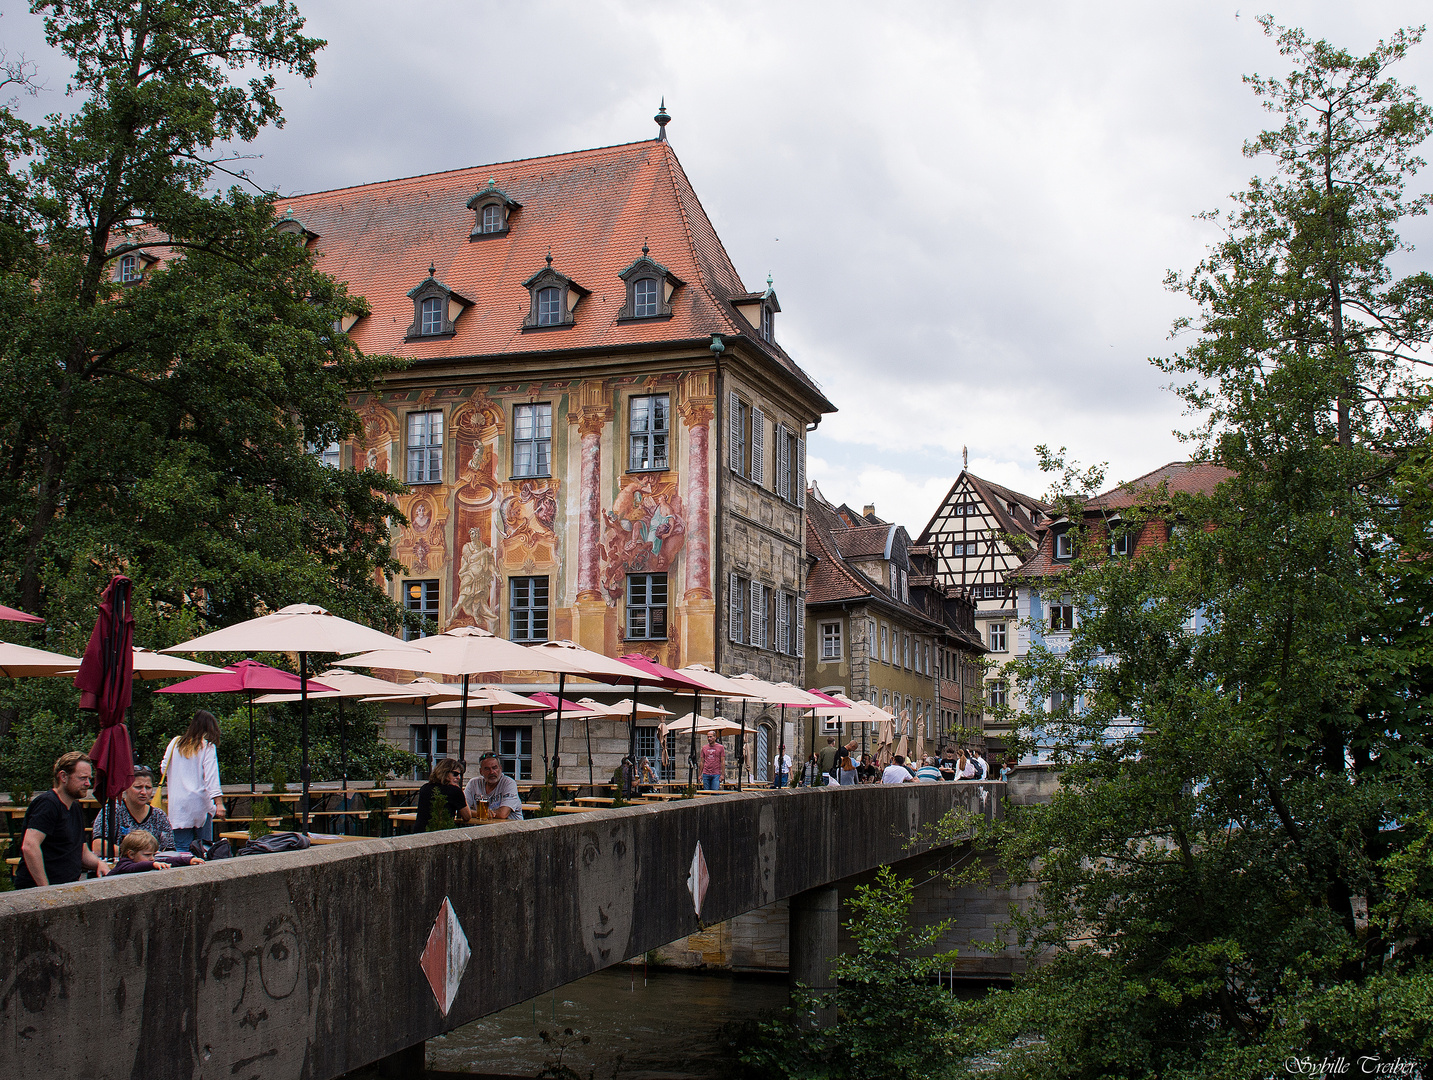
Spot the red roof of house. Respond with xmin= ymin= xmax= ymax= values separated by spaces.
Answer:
xmin=1086 ymin=461 xmax=1233 ymax=510
xmin=275 ymin=139 xmax=832 ymax=408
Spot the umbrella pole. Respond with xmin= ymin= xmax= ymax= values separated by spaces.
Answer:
xmin=458 ymin=673 xmax=470 ymax=773
xmin=738 ymin=699 xmax=747 ymax=792
xmin=339 ymin=698 xmax=348 ymax=803
xmin=628 ymin=678 xmax=639 ymax=799
xmin=552 ymin=672 xmax=566 ymax=800
xmin=490 ymin=706 xmax=498 ymax=756
xmin=688 ymin=690 xmax=698 ymax=789
xmin=540 ymin=694 xmax=550 ymax=792
xmin=248 ymin=692 xmax=256 ymax=793
xmin=299 ymin=652 xmax=310 ymax=835
xmin=585 ymin=721 xmax=594 ymax=794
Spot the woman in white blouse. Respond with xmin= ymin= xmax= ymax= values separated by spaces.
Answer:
xmin=162 ymin=710 xmax=226 ymax=851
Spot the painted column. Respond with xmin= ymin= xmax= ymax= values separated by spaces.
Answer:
xmin=569 ymin=381 xmax=612 ymax=655
xmin=678 ymin=396 xmax=714 ymax=601
xmin=678 ymin=372 xmax=717 ymax=667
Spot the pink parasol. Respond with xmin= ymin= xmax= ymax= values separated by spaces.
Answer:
xmin=158 ymin=660 xmax=336 ymax=792
xmin=0 ymin=603 xmax=43 ymax=624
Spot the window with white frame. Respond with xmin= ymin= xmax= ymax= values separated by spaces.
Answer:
xmin=420 ymin=296 xmax=444 ymax=336
xmin=903 ymin=634 xmax=910 ymax=669
xmin=988 ymin=623 xmax=1007 ymax=652
xmin=820 ymin=621 xmax=842 ymax=660
xmin=1054 ymin=527 xmax=1074 ymax=560
xmin=1049 ymin=605 xmax=1074 ymax=633
xmin=119 ymin=254 xmax=141 ymax=283
xmin=626 ymin=573 xmax=668 ymax=639
xmin=509 ymin=576 xmax=549 ymax=642
xmin=628 ymin=394 xmax=669 ymax=471
xmin=513 ymin=403 xmax=552 ymax=477
xmin=880 ymin=624 xmax=889 ymax=664
xmin=309 ymin=440 xmax=341 ymax=469
xmin=406 ymin=411 xmax=443 ymax=484
xmin=481 ymin=203 xmax=503 ymax=234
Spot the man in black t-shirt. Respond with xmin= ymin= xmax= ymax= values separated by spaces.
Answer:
xmin=16 ymin=751 xmax=109 ymax=888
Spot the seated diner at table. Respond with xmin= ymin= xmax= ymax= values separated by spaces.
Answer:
xmin=90 ymin=766 xmax=174 ymax=854
xmin=415 ymin=758 xmax=472 ymax=830
xmin=108 ymin=829 xmax=169 ymax=874
xmin=464 ymin=752 xmax=523 ymax=820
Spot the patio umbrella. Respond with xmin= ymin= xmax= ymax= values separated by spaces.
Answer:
xmin=524 ymin=640 xmax=668 ymax=797
xmin=613 ymin=655 xmax=711 ymax=792
xmin=339 ymin=626 xmax=545 ymax=774
xmin=158 ymin=661 xmax=337 ymax=793
xmin=0 ymin=641 xmax=84 ymax=677
xmin=74 ymin=576 xmax=134 ymax=858
xmin=163 ymin=604 xmax=417 ymax=831
xmin=674 ymin=664 xmax=767 ymax=790
xmin=426 ymin=686 xmax=547 ymax=766
xmin=660 ymin=714 xmax=744 ymax=737
xmin=0 ymin=604 xmax=43 ymax=623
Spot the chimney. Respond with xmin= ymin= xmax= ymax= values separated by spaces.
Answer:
xmin=863 ymin=504 xmax=875 ymax=519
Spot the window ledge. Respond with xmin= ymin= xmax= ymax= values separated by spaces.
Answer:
xmin=404 ymin=330 xmax=457 ymax=342
xmin=509 ymin=473 xmax=552 ymax=482
xmin=407 ymin=479 xmax=444 ymax=486
xmin=626 ymin=466 xmax=671 ymax=475
xmin=615 ymin=313 xmax=674 ymax=324
xmin=467 ymin=229 xmax=510 ymax=242
xmin=520 ymin=322 xmax=576 ymax=334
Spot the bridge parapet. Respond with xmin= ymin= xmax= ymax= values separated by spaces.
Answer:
xmin=0 ymin=781 xmax=1001 ymax=1080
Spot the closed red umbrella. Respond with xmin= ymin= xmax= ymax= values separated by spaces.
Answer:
xmin=74 ymin=576 xmax=135 ymax=857
xmin=158 ymin=661 xmax=336 ymax=792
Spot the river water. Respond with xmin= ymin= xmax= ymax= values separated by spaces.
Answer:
xmin=426 ymin=966 xmax=790 ymax=1079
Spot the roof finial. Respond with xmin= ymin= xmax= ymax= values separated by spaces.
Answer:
xmin=428 ymin=262 xmax=436 ymax=279
xmin=763 ymin=273 xmax=774 ymax=298
xmin=487 ymin=176 xmax=495 ymax=188
xmin=545 ymin=247 xmax=553 ymax=269
xmin=642 ymin=236 xmax=649 ymax=257
xmin=654 ymin=98 xmax=670 ymax=142
xmin=963 ymin=445 xmax=968 ymax=468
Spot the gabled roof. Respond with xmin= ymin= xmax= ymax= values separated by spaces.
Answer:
xmin=918 ymin=469 xmax=1048 ymax=546
xmin=276 ymin=138 xmax=834 ymax=411
xmin=1085 ymin=461 xmax=1233 ymax=510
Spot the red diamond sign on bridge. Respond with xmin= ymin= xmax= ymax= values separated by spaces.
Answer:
xmin=419 ymin=897 xmax=470 ymax=1016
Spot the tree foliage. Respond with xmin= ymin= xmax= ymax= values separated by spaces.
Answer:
xmin=0 ymin=2 xmax=414 ymax=765
xmin=960 ymin=20 xmax=1433 ymax=1078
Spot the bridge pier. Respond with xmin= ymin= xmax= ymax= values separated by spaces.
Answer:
xmin=789 ymin=884 xmax=839 ymax=1028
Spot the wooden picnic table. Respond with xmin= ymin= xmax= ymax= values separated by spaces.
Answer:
xmin=389 ymin=811 xmax=417 ymax=823
xmin=573 ymin=796 xmax=618 ymax=806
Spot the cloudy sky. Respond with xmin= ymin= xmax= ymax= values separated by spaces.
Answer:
xmin=7 ymin=1 xmax=1432 ymax=530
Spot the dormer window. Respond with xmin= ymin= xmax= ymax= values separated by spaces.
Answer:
xmin=111 ymin=248 xmax=157 ymax=284
xmin=732 ymin=279 xmax=781 ymax=344
xmin=522 ymin=254 xmax=587 ymax=331
xmin=1054 ymin=526 xmax=1074 ymax=560
xmin=420 ymin=296 xmax=444 ymax=335
xmin=761 ymin=304 xmax=773 ymax=342
xmin=617 ymin=245 xmax=683 ymax=321
xmin=466 ymin=179 xmax=521 ymax=240
xmin=120 ymin=255 xmax=140 ymax=283
xmin=406 ymin=265 xmax=474 ymax=340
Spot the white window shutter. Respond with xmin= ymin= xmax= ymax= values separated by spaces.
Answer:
xmin=751 ymin=408 xmax=765 ymax=487
xmin=750 ymin=579 xmax=763 ymax=648
xmin=729 ymin=391 xmax=742 ymax=473
xmin=775 ymin=590 xmax=789 ymax=656
xmin=775 ymin=424 xmax=789 ymax=499
xmin=728 ymin=572 xmax=741 ymax=643
xmin=796 ymin=438 xmax=806 ymax=507
xmin=796 ymin=598 xmax=805 ymax=657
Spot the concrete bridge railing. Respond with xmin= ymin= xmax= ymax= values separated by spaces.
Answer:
xmin=0 ymin=780 xmax=1002 ymax=1080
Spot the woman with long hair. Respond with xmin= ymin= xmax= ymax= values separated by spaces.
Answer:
xmin=162 ymin=710 xmax=226 ymax=851
xmin=415 ymin=758 xmax=472 ymax=831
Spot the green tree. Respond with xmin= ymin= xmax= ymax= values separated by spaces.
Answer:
xmin=961 ymin=20 xmax=1433 ymax=1078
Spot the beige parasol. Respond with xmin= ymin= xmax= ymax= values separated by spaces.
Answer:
xmin=0 ymin=641 xmax=84 ymax=677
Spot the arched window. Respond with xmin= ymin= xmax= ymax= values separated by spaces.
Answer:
xmin=420 ymin=296 xmax=444 ymax=336
xmin=634 ymin=277 xmax=659 ymax=317
xmin=537 ymin=287 xmax=561 ymax=326
xmin=481 ymin=204 xmax=502 ymax=233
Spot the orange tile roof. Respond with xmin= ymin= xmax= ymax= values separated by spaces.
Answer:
xmin=276 ymin=139 xmax=832 ymax=408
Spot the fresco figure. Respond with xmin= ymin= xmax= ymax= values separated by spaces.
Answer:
xmin=455 ymin=528 xmax=497 ymax=630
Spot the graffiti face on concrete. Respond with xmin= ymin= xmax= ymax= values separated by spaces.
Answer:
xmin=575 ymin=821 xmax=635 ymax=966
xmin=195 ymin=908 xmax=311 ymax=1080
xmin=757 ymin=804 xmax=777 ymax=907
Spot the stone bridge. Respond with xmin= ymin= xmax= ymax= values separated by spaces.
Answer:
xmin=0 ymin=780 xmax=1010 ymax=1080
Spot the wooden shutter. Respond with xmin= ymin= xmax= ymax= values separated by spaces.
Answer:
xmin=728 ymin=390 xmax=742 ymax=474
xmin=728 ymin=572 xmax=741 ymax=643
xmin=751 ymin=408 xmax=765 ymax=487
xmin=796 ymin=597 xmax=805 ymax=657
xmin=796 ymin=437 xmax=806 ymax=507
xmin=775 ymin=590 xmax=789 ymax=656
xmin=749 ymin=579 xmax=762 ymax=647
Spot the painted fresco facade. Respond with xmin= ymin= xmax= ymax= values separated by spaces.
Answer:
xmin=277 ymin=130 xmax=833 ymax=783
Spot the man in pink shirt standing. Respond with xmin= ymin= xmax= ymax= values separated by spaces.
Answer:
xmin=699 ymin=732 xmax=726 ymax=791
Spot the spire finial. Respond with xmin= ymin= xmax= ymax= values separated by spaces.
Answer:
xmin=654 ymin=98 xmax=670 ymax=142
xmin=487 ymin=176 xmax=495 ymax=188
xmin=545 ymin=247 xmax=553 ymax=269
xmin=963 ymin=445 xmax=968 ymax=468
xmin=428 ymin=262 xmax=436 ymax=279
xmin=642 ymin=237 xmax=649 ymax=257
